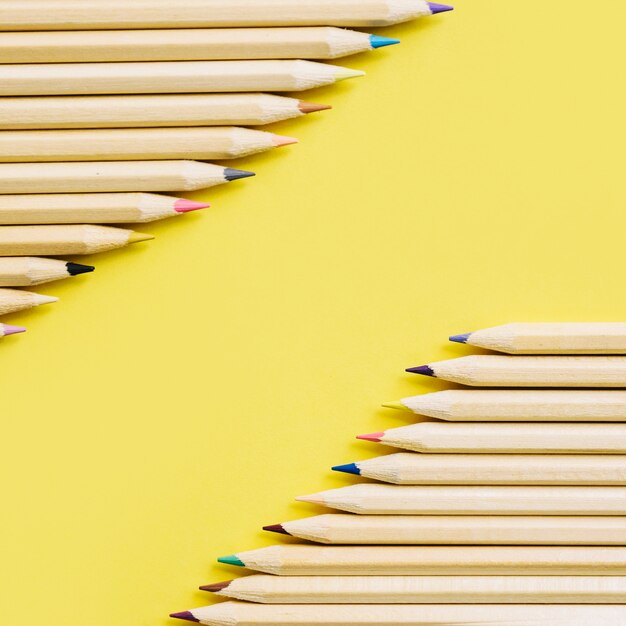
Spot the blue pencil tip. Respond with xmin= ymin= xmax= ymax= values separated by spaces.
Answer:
xmin=449 ymin=333 xmax=471 ymax=344
xmin=332 ymin=463 xmax=361 ymax=475
xmin=406 ymin=365 xmax=435 ymax=376
xmin=428 ymin=2 xmax=454 ymax=13
xmin=369 ymin=35 xmax=401 ymax=49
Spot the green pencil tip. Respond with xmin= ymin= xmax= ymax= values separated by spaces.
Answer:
xmin=382 ymin=401 xmax=407 ymax=410
xmin=218 ymin=555 xmax=245 ymax=567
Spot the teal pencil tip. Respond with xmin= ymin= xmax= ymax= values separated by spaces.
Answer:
xmin=369 ymin=35 xmax=401 ymax=49
xmin=218 ymin=555 xmax=245 ymax=567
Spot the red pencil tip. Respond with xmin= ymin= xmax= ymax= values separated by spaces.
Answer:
xmin=356 ymin=432 xmax=384 ymax=442
xmin=174 ymin=199 xmax=210 ymax=213
xmin=263 ymin=523 xmax=290 ymax=535
xmin=199 ymin=581 xmax=232 ymax=593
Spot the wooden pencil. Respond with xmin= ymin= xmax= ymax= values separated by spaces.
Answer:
xmin=0 ymin=323 xmax=25 ymax=337
xmin=450 ymin=323 xmax=626 ymax=354
xmin=0 ymin=127 xmax=298 ymax=163
xmin=0 ymin=28 xmax=399 ymax=64
xmin=0 ymin=288 xmax=57 ymax=316
xmin=0 ymin=161 xmax=253 ymax=194
xmin=296 ymin=484 xmax=626 ymax=515
xmin=170 ymin=601 xmax=625 ymax=625
xmin=201 ymin=573 xmax=626 ymax=604
xmin=0 ymin=61 xmax=364 ymax=97
xmin=355 ymin=422 xmax=626 ymax=454
xmin=384 ymin=389 xmax=626 ymax=422
xmin=264 ymin=514 xmax=626 ymax=545
xmin=217 ymin=544 xmax=626 ymax=576
xmin=0 ymin=226 xmax=153 ymax=256
xmin=1 ymin=1 xmax=453 ymax=31
xmin=0 ymin=258 xmax=94 ymax=286
xmin=407 ymin=355 xmax=626 ymax=387
xmin=332 ymin=453 xmax=626 ymax=485
xmin=0 ymin=193 xmax=209 ymax=225
xmin=0 ymin=94 xmax=330 ymax=130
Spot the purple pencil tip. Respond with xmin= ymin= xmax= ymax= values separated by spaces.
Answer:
xmin=170 ymin=612 xmax=199 ymax=623
xmin=263 ymin=523 xmax=290 ymax=535
xmin=406 ymin=365 xmax=435 ymax=376
xmin=428 ymin=2 xmax=454 ymax=13
xmin=449 ymin=333 xmax=471 ymax=344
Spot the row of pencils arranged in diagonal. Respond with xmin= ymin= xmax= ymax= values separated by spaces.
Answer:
xmin=0 ymin=0 xmax=452 ymax=338
xmin=172 ymin=323 xmax=626 ymax=625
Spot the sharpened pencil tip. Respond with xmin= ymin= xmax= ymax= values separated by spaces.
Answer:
xmin=66 ymin=262 xmax=95 ymax=276
xmin=263 ymin=524 xmax=290 ymax=535
xmin=357 ymin=432 xmax=384 ymax=443
xmin=428 ymin=2 xmax=454 ymax=13
xmin=370 ymin=35 xmax=401 ymax=49
xmin=406 ymin=365 xmax=435 ymax=376
xmin=170 ymin=612 xmax=199 ymax=623
xmin=199 ymin=581 xmax=232 ymax=593
xmin=34 ymin=294 xmax=58 ymax=306
xmin=332 ymin=463 xmax=361 ymax=476
xmin=295 ymin=494 xmax=324 ymax=505
xmin=334 ymin=67 xmax=366 ymax=82
xmin=224 ymin=168 xmax=256 ymax=182
xmin=129 ymin=231 xmax=154 ymax=244
xmin=3 ymin=325 xmax=25 ymax=336
xmin=217 ymin=555 xmax=245 ymax=567
xmin=382 ymin=401 xmax=407 ymax=411
xmin=298 ymin=101 xmax=332 ymax=114
xmin=449 ymin=333 xmax=471 ymax=344
xmin=174 ymin=199 xmax=210 ymax=213
xmin=273 ymin=134 xmax=299 ymax=147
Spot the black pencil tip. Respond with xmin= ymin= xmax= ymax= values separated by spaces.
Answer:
xmin=225 ymin=168 xmax=256 ymax=182
xmin=66 ymin=262 xmax=95 ymax=276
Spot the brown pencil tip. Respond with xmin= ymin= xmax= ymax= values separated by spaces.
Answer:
xmin=299 ymin=101 xmax=332 ymax=114
xmin=199 ymin=580 xmax=232 ymax=593
xmin=263 ymin=523 xmax=290 ymax=535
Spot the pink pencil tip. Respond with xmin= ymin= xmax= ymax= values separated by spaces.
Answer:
xmin=174 ymin=199 xmax=210 ymax=213
xmin=273 ymin=135 xmax=299 ymax=148
xmin=3 ymin=325 xmax=26 ymax=336
xmin=356 ymin=432 xmax=384 ymax=443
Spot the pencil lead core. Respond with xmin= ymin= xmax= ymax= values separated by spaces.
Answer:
xmin=295 ymin=494 xmax=324 ymax=505
xmin=449 ymin=333 xmax=471 ymax=344
xmin=4 ymin=325 xmax=25 ymax=336
xmin=34 ymin=294 xmax=58 ymax=306
xmin=199 ymin=581 xmax=232 ymax=593
xmin=298 ymin=101 xmax=332 ymax=114
xmin=169 ymin=612 xmax=199 ymax=623
xmin=428 ymin=2 xmax=454 ymax=13
xmin=382 ymin=401 xmax=407 ymax=411
xmin=263 ymin=524 xmax=290 ymax=535
xmin=129 ymin=231 xmax=154 ymax=244
xmin=406 ymin=365 xmax=435 ymax=376
xmin=224 ymin=168 xmax=256 ymax=182
xmin=334 ymin=68 xmax=366 ymax=82
xmin=332 ymin=463 xmax=361 ymax=476
xmin=66 ymin=262 xmax=95 ymax=276
xmin=272 ymin=134 xmax=299 ymax=147
xmin=217 ymin=555 xmax=245 ymax=567
xmin=174 ymin=199 xmax=210 ymax=213
xmin=357 ymin=432 xmax=384 ymax=443
xmin=370 ymin=35 xmax=401 ymax=49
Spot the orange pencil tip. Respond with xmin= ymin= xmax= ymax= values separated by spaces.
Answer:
xmin=299 ymin=101 xmax=332 ymax=114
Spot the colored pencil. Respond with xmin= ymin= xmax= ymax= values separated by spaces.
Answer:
xmin=0 ymin=258 xmax=94 ymax=286
xmin=332 ymin=453 xmax=626 ymax=485
xmin=263 ymin=514 xmax=626 ymax=545
xmin=407 ymin=355 xmax=626 ymax=387
xmin=201 ymin=574 xmax=626 ymax=604
xmin=384 ymin=389 xmax=626 ymax=422
xmin=0 ymin=161 xmax=253 ymax=194
xmin=0 ymin=28 xmax=399 ymax=64
xmin=450 ymin=323 xmax=626 ymax=354
xmin=0 ymin=226 xmax=153 ymax=256
xmin=0 ymin=288 xmax=57 ymax=315
xmin=0 ymin=193 xmax=209 ymax=225
xmin=356 ymin=422 xmax=626 ymax=454
xmin=1 ymin=1 xmax=453 ymax=31
xmin=0 ymin=94 xmax=330 ymax=130
xmin=297 ymin=484 xmax=626 ymax=515
xmin=0 ymin=127 xmax=298 ymax=163
xmin=217 ymin=544 xmax=626 ymax=576
xmin=0 ymin=61 xmax=364 ymax=97
xmin=0 ymin=323 xmax=25 ymax=337
xmin=169 ymin=601 xmax=625 ymax=625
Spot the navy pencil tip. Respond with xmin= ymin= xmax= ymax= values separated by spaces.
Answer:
xmin=263 ymin=524 xmax=290 ymax=535
xmin=224 ymin=168 xmax=255 ymax=182
xmin=369 ymin=35 xmax=401 ymax=49
xmin=332 ymin=463 xmax=361 ymax=476
xmin=406 ymin=365 xmax=435 ymax=377
xmin=449 ymin=333 xmax=471 ymax=344
xmin=170 ymin=612 xmax=199 ymax=623
xmin=428 ymin=2 xmax=454 ymax=13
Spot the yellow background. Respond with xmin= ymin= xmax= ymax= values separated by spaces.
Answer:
xmin=2 ymin=1 xmax=626 ymax=624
